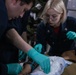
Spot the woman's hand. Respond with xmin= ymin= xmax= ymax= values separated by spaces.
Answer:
xmin=66 ymin=31 xmax=76 ymax=40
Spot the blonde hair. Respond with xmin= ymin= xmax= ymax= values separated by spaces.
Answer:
xmin=40 ymin=0 xmax=67 ymax=24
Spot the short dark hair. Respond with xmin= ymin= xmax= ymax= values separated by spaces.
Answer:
xmin=21 ymin=0 xmax=35 ymax=4
xmin=20 ymin=0 xmax=35 ymax=6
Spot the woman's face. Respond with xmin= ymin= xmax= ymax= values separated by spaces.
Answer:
xmin=45 ymin=8 xmax=62 ymax=27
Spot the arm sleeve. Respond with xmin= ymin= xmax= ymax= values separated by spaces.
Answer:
xmin=72 ymin=17 xmax=76 ymax=32
xmin=0 ymin=0 xmax=8 ymax=38
xmin=67 ymin=17 xmax=76 ymax=32
xmin=36 ymin=22 xmax=47 ymax=53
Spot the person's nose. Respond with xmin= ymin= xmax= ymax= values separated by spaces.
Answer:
xmin=49 ymin=16 xmax=54 ymax=22
xmin=49 ymin=18 xmax=52 ymax=23
xmin=49 ymin=15 xmax=53 ymax=20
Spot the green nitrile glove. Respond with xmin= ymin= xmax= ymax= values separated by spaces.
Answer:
xmin=66 ymin=31 xmax=76 ymax=40
xmin=7 ymin=63 xmax=22 ymax=75
xmin=19 ymin=50 xmax=27 ymax=61
xmin=27 ymin=48 xmax=50 ymax=74
xmin=29 ymin=44 xmax=42 ymax=71
xmin=34 ymin=44 xmax=42 ymax=53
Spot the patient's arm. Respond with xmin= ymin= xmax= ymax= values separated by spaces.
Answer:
xmin=61 ymin=50 xmax=76 ymax=62
xmin=19 ymin=64 xmax=31 ymax=75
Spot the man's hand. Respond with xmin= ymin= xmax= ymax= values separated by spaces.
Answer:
xmin=27 ymin=48 xmax=50 ymax=74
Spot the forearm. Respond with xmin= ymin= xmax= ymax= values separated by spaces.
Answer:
xmin=19 ymin=64 xmax=31 ymax=75
xmin=21 ymin=32 xmax=28 ymax=42
xmin=6 ymin=29 xmax=50 ymax=74
xmin=6 ymin=28 xmax=32 ymax=52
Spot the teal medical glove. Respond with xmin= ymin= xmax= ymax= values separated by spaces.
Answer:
xmin=34 ymin=44 xmax=42 ymax=53
xmin=29 ymin=44 xmax=42 ymax=71
xmin=19 ymin=44 xmax=42 ymax=61
xmin=66 ymin=31 xmax=76 ymax=40
xmin=27 ymin=48 xmax=50 ymax=74
xmin=7 ymin=63 xmax=22 ymax=74
xmin=19 ymin=50 xmax=27 ymax=61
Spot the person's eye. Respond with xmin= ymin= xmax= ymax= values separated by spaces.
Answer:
xmin=52 ymin=15 xmax=57 ymax=18
xmin=46 ymin=14 xmax=50 ymax=18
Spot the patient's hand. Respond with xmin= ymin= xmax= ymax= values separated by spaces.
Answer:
xmin=19 ymin=64 xmax=31 ymax=75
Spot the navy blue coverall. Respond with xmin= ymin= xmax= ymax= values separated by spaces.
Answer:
xmin=0 ymin=0 xmax=30 ymax=73
xmin=0 ymin=0 xmax=9 ymax=74
xmin=36 ymin=16 xmax=76 ymax=56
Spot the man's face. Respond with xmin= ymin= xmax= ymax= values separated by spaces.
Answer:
xmin=6 ymin=0 xmax=33 ymax=19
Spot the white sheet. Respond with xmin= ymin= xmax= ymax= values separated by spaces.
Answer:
xmin=31 ymin=56 xmax=72 ymax=75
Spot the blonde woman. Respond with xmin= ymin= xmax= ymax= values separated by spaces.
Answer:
xmin=36 ymin=0 xmax=76 ymax=56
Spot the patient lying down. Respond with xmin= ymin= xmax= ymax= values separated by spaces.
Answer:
xmin=19 ymin=56 xmax=72 ymax=75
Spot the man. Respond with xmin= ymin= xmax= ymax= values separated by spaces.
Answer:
xmin=0 ymin=0 xmax=50 ymax=74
